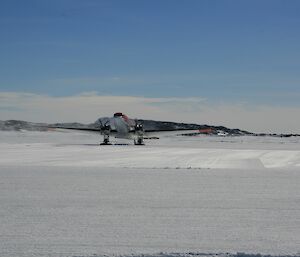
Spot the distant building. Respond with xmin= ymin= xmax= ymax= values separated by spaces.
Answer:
xmin=198 ymin=128 xmax=213 ymax=134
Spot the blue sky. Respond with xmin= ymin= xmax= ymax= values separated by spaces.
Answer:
xmin=1 ymin=0 xmax=300 ymax=131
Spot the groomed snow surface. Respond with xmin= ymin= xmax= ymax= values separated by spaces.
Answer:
xmin=0 ymin=131 xmax=299 ymax=257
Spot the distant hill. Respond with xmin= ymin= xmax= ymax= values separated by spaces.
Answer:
xmin=1 ymin=119 xmax=299 ymax=137
xmin=0 ymin=120 xmax=49 ymax=131
xmin=0 ymin=118 xmax=251 ymax=136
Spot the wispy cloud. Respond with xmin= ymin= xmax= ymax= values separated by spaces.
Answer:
xmin=0 ymin=91 xmax=299 ymax=133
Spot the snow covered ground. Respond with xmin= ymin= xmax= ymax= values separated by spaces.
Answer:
xmin=0 ymin=131 xmax=299 ymax=257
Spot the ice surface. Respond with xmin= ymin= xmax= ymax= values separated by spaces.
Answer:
xmin=0 ymin=131 xmax=299 ymax=257
xmin=0 ymin=131 xmax=299 ymax=169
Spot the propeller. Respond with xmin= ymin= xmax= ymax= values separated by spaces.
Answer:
xmin=98 ymin=119 xmax=112 ymax=145
xmin=98 ymin=119 xmax=111 ymax=132
xmin=134 ymin=119 xmax=144 ymax=132
xmin=134 ymin=119 xmax=145 ymax=145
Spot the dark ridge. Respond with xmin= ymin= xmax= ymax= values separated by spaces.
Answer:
xmin=137 ymin=119 xmax=251 ymax=135
xmin=0 ymin=119 xmax=250 ymax=136
xmin=1 ymin=119 xmax=299 ymax=137
xmin=0 ymin=120 xmax=49 ymax=131
xmin=70 ymin=253 xmax=300 ymax=257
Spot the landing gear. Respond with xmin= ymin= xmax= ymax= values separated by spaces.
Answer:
xmin=134 ymin=137 xmax=144 ymax=145
xmin=99 ymin=121 xmax=112 ymax=145
xmin=100 ymin=134 xmax=111 ymax=145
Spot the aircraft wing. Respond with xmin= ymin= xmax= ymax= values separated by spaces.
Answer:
xmin=50 ymin=126 xmax=200 ymax=136
xmin=50 ymin=126 xmax=99 ymax=132
xmin=49 ymin=126 xmax=117 ymax=134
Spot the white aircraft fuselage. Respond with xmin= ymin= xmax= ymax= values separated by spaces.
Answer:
xmin=98 ymin=112 xmax=142 ymax=144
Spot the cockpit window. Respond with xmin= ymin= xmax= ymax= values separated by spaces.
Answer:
xmin=113 ymin=112 xmax=123 ymax=117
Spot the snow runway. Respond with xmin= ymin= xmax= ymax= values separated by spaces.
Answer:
xmin=1 ymin=142 xmax=300 ymax=169
xmin=0 ymin=131 xmax=299 ymax=257
xmin=0 ymin=131 xmax=299 ymax=169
